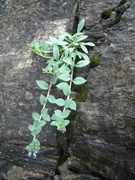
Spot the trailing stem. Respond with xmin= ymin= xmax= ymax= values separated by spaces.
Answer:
xmin=25 ymin=19 xmax=95 ymax=157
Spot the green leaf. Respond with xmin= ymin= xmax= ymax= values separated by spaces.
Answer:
xmin=39 ymin=120 xmax=46 ymax=127
xmin=48 ymin=95 xmax=56 ymax=103
xmin=55 ymin=98 xmax=65 ymax=106
xmin=83 ymin=42 xmax=95 ymax=47
xmin=50 ymin=121 xmax=57 ymax=126
xmin=43 ymin=113 xmax=50 ymax=122
xmin=64 ymin=99 xmax=72 ymax=108
xmin=51 ymin=75 xmax=58 ymax=84
xmin=64 ymin=99 xmax=76 ymax=110
xmin=32 ymin=139 xmax=40 ymax=146
xmin=36 ymin=80 xmax=49 ymax=90
xmin=50 ymin=36 xmax=58 ymax=44
xmin=25 ymin=139 xmax=40 ymax=151
xmin=64 ymin=120 xmax=70 ymax=126
xmin=51 ymin=113 xmax=57 ymax=121
xmin=58 ymin=73 xmax=71 ymax=81
xmin=70 ymin=100 xmax=76 ymax=110
xmin=28 ymin=125 xmax=35 ymax=132
xmin=56 ymin=119 xmax=70 ymax=132
xmin=40 ymin=39 xmax=48 ymax=51
xmin=58 ymin=41 xmax=68 ymax=46
xmin=73 ymin=77 xmax=86 ymax=85
xmin=59 ymin=34 xmax=66 ymax=41
xmin=31 ymin=127 xmax=41 ymax=136
xmin=58 ymin=64 xmax=71 ymax=73
xmin=33 ymin=121 xmax=40 ymax=127
xmin=43 ymin=114 xmax=50 ymax=122
xmin=62 ymin=56 xmax=72 ymax=65
xmin=75 ymin=59 xmax=90 ymax=67
xmin=53 ymin=44 xmax=59 ymax=60
xmin=29 ymin=40 xmax=39 ymax=53
xmin=39 ymin=94 xmax=47 ymax=105
xmin=62 ymin=110 xmax=71 ymax=118
xmin=80 ymin=44 xmax=88 ymax=53
xmin=77 ymin=19 xmax=85 ymax=33
xmin=54 ymin=110 xmax=62 ymax=117
xmin=74 ymin=35 xmax=88 ymax=42
xmin=62 ymin=32 xmax=73 ymax=41
xmin=81 ymin=53 xmax=89 ymax=61
xmin=41 ymin=108 xmax=50 ymax=122
xmin=32 ymin=112 xmax=40 ymax=121
xmin=57 ymin=82 xmax=71 ymax=96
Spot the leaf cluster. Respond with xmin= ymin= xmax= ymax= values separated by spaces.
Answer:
xmin=26 ymin=19 xmax=95 ymax=152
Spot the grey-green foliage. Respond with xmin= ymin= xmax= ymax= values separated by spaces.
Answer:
xmin=25 ymin=19 xmax=95 ymax=154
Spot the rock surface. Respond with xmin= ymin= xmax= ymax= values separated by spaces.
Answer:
xmin=0 ymin=0 xmax=76 ymax=179
xmin=1 ymin=0 xmax=135 ymax=179
xmin=66 ymin=0 xmax=135 ymax=180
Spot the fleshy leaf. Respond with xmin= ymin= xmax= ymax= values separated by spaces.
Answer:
xmin=36 ymin=80 xmax=49 ymax=90
xmin=64 ymin=99 xmax=76 ymax=110
xmin=74 ymin=35 xmax=88 ymax=42
xmin=62 ymin=110 xmax=71 ymax=118
xmin=77 ymin=19 xmax=85 ymax=33
xmin=28 ymin=125 xmax=35 ymax=132
xmin=32 ymin=112 xmax=40 ymax=121
xmin=53 ymin=44 xmax=59 ymax=60
xmin=55 ymin=98 xmax=65 ymax=106
xmin=58 ymin=73 xmax=71 ymax=81
xmin=56 ymin=82 xmax=71 ymax=96
xmin=73 ymin=77 xmax=86 ymax=85
xmin=80 ymin=44 xmax=88 ymax=53
xmin=39 ymin=94 xmax=47 ymax=105
xmin=48 ymin=95 xmax=56 ymax=103
xmin=75 ymin=59 xmax=90 ymax=67
xmin=83 ymin=42 xmax=95 ymax=47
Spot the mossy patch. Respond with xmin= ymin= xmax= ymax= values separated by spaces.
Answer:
xmin=114 ymin=15 xmax=122 ymax=24
xmin=73 ymin=83 xmax=88 ymax=102
xmin=58 ymin=155 xmax=68 ymax=166
xmin=101 ymin=9 xmax=112 ymax=19
xmin=90 ymin=54 xmax=100 ymax=68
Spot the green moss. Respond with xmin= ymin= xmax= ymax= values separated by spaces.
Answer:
xmin=101 ymin=9 xmax=112 ymax=19
xmin=41 ymin=142 xmax=57 ymax=148
xmin=73 ymin=83 xmax=88 ymax=102
xmin=114 ymin=15 xmax=122 ymax=24
xmin=90 ymin=54 xmax=100 ymax=68
xmin=15 ymin=164 xmax=25 ymax=168
xmin=58 ymin=155 xmax=68 ymax=166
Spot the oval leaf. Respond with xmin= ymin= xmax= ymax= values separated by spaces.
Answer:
xmin=57 ymin=82 xmax=71 ymax=96
xmin=83 ymin=42 xmax=95 ymax=47
xmin=39 ymin=120 xmax=46 ymax=127
xmin=36 ymin=80 xmax=49 ymax=90
xmin=48 ymin=95 xmax=56 ymax=103
xmin=58 ymin=73 xmax=71 ymax=81
xmin=80 ymin=44 xmax=88 ymax=53
xmin=55 ymin=98 xmax=65 ymax=106
xmin=73 ymin=77 xmax=86 ymax=85
xmin=77 ymin=19 xmax=85 ymax=33
xmin=32 ymin=112 xmax=40 ymax=121
xmin=70 ymin=100 xmax=76 ymax=110
xmin=75 ymin=60 xmax=90 ymax=67
xmin=62 ymin=110 xmax=71 ymax=118
xmin=39 ymin=94 xmax=47 ymax=105
xmin=53 ymin=44 xmax=59 ymax=60
xmin=28 ymin=125 xmax=35 ymax=132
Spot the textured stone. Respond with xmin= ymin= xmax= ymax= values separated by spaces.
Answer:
xmin=1 ymin=0 xmax=135 ymax=179
xmin=68 ymin=0 xmax=135 ymax=179
xmin=0 ymin=0 xmax=76 ymax=179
